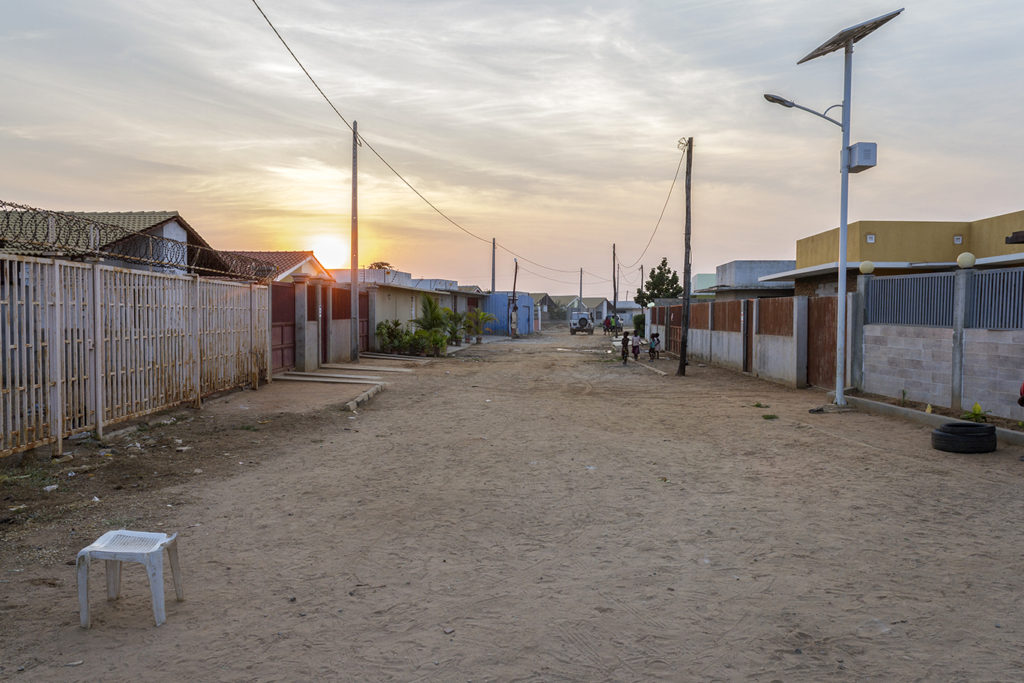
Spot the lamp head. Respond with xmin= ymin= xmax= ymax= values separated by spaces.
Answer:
xmin=764 ymin=93 xmax=794 ymax=108
xmin=647 ymin=302 xmax=655 ymax=308
xmin=957 ymin=252 xmax=976 ymax=269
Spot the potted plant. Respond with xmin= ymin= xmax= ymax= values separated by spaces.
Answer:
xmin=465 ymin=308 xmax=497 ymax=344
xmin=443 ymin=308 xmax=465 ymax=347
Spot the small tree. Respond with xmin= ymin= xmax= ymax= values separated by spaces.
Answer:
xmin=634 ymin=257 xmax=683 ymax=307
xmin=443 ymin=308 xmax=465 ymax=345
xmin=412 ymin=293 xmax=446 ymax=333
xmin=465 ymin=308 xmax=497 ymax=339
xmin=369 ymin=261 xmax=393 ymax=270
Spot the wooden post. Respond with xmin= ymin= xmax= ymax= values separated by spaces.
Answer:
xmin=677 ymin=137 xmax=693 ymax=377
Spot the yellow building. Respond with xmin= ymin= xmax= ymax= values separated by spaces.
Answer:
xmin=763 ymin=209 xmax=1024 ymax=296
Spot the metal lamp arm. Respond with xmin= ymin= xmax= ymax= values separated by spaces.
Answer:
xmin=790 ymin=101 xmax=844 ymax=129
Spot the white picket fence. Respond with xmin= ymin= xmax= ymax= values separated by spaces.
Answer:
xmin=1 ymin=254 xmax=269 ymax=457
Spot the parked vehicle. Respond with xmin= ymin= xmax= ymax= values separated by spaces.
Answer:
xmin=569 ymin=312 xmax=594 ymax=335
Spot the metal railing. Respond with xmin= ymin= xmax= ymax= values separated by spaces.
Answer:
xmin=865 ymin=272 xmax=954 ymax=327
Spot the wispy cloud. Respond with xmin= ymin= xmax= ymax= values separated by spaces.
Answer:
xmin=0 ymin=1 xmax=1021 ymax=292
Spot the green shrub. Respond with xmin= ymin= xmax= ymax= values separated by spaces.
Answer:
xmin=632 ymin=313 xmax=646 ymax=333
xmin=408 ymin=329 xmax=430 ymax=355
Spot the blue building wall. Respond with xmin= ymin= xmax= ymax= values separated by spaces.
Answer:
xmin=481 ymin=292 xmax=535 ymax=335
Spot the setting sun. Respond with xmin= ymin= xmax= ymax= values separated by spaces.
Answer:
xmin=308 ymin=233 xmax=350 ymax=269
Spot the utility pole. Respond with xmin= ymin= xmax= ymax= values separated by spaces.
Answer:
xmin=578 ymin=267 xmax=583 ymax=317
xmin=491 ymin=237 xmax=496 ymax=292
xmin=639 ymin=264 xmax=644 ymax=303
xmin=612 ymin=243 xmax=617 ymax=313
xmin=350 ymin=121 xmax=360 ymax=362
xmin=677 ymin=137 xmax=693 ymax=377
xmin=510 ymin=258 xmax=519 ymax=337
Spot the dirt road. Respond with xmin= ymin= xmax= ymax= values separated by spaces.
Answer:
xmin=3 ymin=329 xmax=1024 ymax=680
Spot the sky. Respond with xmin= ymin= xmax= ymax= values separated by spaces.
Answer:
xmin=1 ymin=1 xmax=1022 ymax=298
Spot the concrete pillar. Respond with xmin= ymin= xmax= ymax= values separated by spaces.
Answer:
xmin=950 ymin=268 xmax=973 ymax=411
xmin=707 ymin=303 xmax=714 ymax=363
xmin=365 ymin=286 xmax=376 ymax=356
xmin=794 ymin=296 xmax=808 ymax=388
xmin=850 ymin=274 xmax=872 ymax=391
xmin=751 ymin=298 xmax=760 ymax=376
xmin=292 ymin=274 xmax=311 ymax=372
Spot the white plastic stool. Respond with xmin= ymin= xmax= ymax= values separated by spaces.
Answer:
xmin=76 ymin=529 xmax=183 ymax=628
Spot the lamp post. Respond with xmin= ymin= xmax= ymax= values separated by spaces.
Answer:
xmin=764 ymin=8 xmax=902 ymax=406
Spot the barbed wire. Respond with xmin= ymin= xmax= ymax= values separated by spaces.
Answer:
xmin=0 ymin=201 xmax=278 ymax=282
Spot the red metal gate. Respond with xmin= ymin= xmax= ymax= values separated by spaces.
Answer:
xmin=807 ymin=296 xmax=839 ymax=388
xmin=271 ymin=282 xmax=295 ymax=373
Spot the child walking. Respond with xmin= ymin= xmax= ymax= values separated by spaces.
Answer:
xmin=621 ymin=332 xmax=630 ymax=365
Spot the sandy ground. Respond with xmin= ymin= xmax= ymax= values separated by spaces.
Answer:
xmin=3 ymin=328 xmax=1024 ymax=681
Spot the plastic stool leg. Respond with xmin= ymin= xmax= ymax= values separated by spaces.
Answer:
xmin=145 ymin=555 xmax=166 ymax=626
xmin=105 ymin=560 xmax=122 ymax=600
xmin=77 ymin=554 xmax=91 ymax=628
xmin=166 ymin=540 xmax=184 ymax=602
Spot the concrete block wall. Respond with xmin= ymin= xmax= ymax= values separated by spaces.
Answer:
xmin=963 ymin=328 xmax=1024 ymax=420
xmin=712 ymin=331 xmax=744 ymax=370
xmin=862 ymin=324 xmax=953 ymax=407
xmin=755 ymin=335 xmax=798 ymax=385
xmin=687 ymin=328 xmax=712 ymax=362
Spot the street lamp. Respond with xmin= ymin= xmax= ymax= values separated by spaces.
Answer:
xmin=764 ymin=8 xmax=903 ymax=406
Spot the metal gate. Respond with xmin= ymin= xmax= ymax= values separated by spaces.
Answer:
xmin=271 ymin=282 xmax=295 ymax=373
xmin=807 ymin=296 xmax=838 ymax=388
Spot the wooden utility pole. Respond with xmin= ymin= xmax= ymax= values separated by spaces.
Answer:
xmin=578 ymin=267 xmax=583 ymax=316
xmin=510 ymin=258 xmax=519 ymax=337
xmin=612 ymin=243 xmax=617 ymax=313
xmin=677 ymin=137 xmax=693 ymax=376
xmin=350 ymin=121 xmax=360 ymax=361
xmin=491 ymin=237 xmax=496 ymax=292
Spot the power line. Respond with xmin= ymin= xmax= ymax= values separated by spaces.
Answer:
xmin=250 ymin=0 xmax=588 ymax=276
xmin=619 ymin=148 xmax=686 ymax=269
xmin=517 ymin=263 xmax=608 ymax=286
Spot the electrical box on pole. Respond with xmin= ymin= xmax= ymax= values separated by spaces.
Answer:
xmin=847 ymin=142 xmax=877 ymax=173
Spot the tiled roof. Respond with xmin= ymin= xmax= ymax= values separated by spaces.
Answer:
xmin=229 ymin=250 xmax=314 ymax=272
xmin=1 ymin=210 xmax=183 ymax=253
xmin=69 ymin=211 xmax=180 ymax=232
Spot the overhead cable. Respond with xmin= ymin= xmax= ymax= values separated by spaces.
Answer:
xmin=619 ymin=148 xmax=686 ymax=269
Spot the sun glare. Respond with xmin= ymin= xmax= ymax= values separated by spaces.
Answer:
xmin=309 ymin=234 xmax=350 ymax=269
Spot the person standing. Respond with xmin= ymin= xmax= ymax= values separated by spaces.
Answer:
xmin=648 ymin=332 xmax=660 ymax=360
xmin=621 ymin=331 xmax=630 ymax=365
xmin=631 ymin=332 xmax=641 ymax=360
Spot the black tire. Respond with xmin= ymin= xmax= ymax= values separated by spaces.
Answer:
xmin=570 ymin=329 xmax=576 ymax=335
xmin=577 ymin=317 xmax=589 ymax=329
xmin=931 ymin=427 xmax=997 ymax=454
xmin=936 ymin=422 xmax=995 ymax=437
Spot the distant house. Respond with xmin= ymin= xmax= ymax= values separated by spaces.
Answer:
xmin=693 ymin=260 xmax=795 ymax=301
xmin=529 ymin=292 xmax=556 ymax=321
xmin=327 ymin=267 xmax=486 ymax=350
xmin=690 ymin=273 xmax=717 ymax=301
xmin=229 ymin=250 xmax=331 ymax=282
xmin=480 ymin=291 xmax=535 ymax=336
xmin=0 ymin=209 xmax=244 ymax=277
